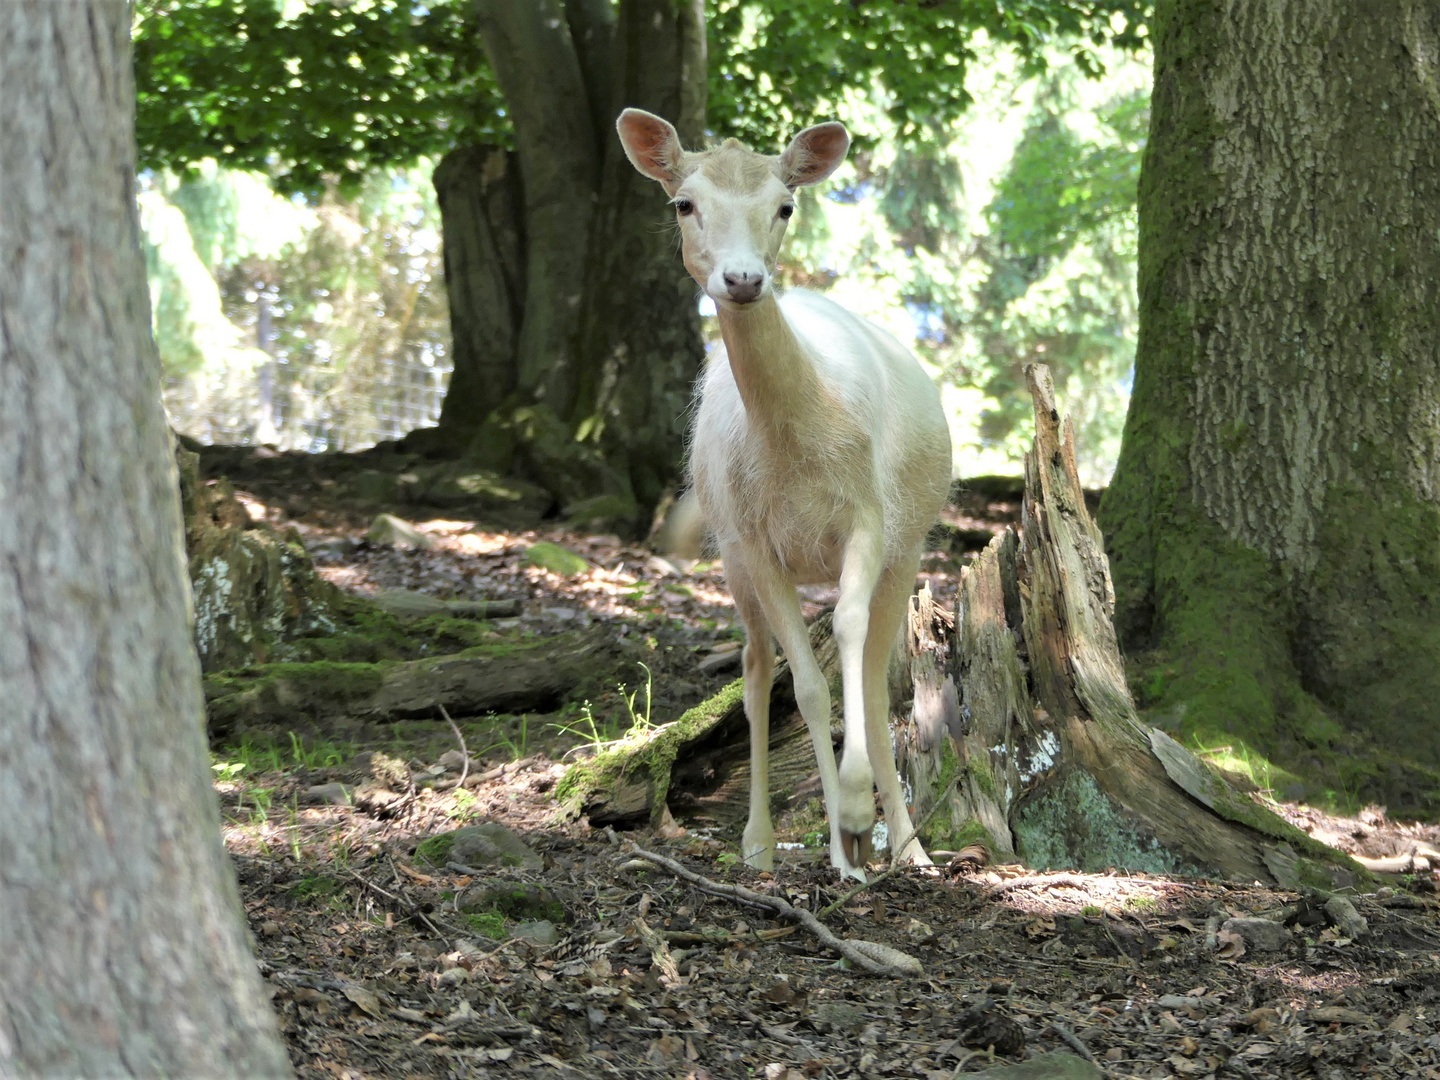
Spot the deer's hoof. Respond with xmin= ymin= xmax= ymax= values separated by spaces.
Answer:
xmin=840 ymin=828 xmax=873 ymax=871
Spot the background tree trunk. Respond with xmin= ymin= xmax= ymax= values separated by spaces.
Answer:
xmin=414 ymin=0 xmax=705 ymax=532
xmin=1100 ymin=0 xmax=1440 ymax=816
xmin=0 ymin=4 xmax=291 ymax=1074
xmin=429 ymin=145 xmax=524 ymax=451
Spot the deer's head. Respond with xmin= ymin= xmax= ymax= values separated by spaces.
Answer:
xmin=617 ymin=109 xmax=849 ymax=311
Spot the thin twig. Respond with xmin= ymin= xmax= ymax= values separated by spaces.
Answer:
xmin=1048 ymin=1022 xmax=1096 ymax=1063
xmin=439 ymin=703 xmax=470 ymax=791
xmin=349 ymin=867 xmax=447 ymax=941
xmin=625 ymin=842 xmax=914 ymax=977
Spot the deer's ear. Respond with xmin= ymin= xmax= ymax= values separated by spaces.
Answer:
xmin=780 ymin=122 xmax=850 ymax=188
xmin=617 ymin=109 xmax=686 ymax=191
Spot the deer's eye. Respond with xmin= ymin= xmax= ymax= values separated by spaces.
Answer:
xmin=675 ymin=198 xmax=695 ymax=216
xmin=778 ymin=203 xmax=795 ymax=220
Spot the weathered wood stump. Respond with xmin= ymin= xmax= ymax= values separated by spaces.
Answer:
xmin=562 ymin=364 xmax=1366 ymax=887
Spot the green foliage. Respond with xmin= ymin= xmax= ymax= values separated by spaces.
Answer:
xmin=767 ymin=45 xmax=1147 ymax=481
xmin=465 ymin=911 xmax=506 ymax=940
xmin=708 ymin=0 xmax=1147 ymax=147
xmin=134 ymin=0 xmax=1147 ymax=190
xmin=134 ymin=0 xmax=501 ymax=195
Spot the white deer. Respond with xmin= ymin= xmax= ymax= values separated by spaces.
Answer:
xmin=617 ymin=109 xmax=952 ymax=881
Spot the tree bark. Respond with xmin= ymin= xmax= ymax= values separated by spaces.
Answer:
xmin=0 ymin=2 xmax=291 ymax=1074
xmin=418 ymin=0 xmax=705 ymax=532
xmin=1101 ymin=0 xmax=1440 ymax=815
xmin=429 ymin=145 xmax=524 ymax=449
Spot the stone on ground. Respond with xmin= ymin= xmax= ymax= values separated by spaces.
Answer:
xmin=367 ymin=513 xmax=434 ymax=550
xmin=523 ymin=541 xmax=589 ymax=577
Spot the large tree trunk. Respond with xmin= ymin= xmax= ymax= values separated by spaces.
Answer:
xmin=0 ymin=3 xmax=291 ymax=1075
xmin=1100 ymin=1 xmax=1440 ymax=816
xmin=413 ymin=0 xmax=706 ymax=532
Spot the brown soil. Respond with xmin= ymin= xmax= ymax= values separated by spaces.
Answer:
xmin=203 ymin=449 xmax=1440 ymax=1079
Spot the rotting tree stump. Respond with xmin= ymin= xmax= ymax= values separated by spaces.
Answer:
xmin=561 ymin=365 xmax=1367 ymax=888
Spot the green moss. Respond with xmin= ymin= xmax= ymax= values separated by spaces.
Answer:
xmin=925 ymin=816 xmax=992 ymax=852
xmin=413 ymin=833 xmax=456 ymax=867
xmin=523 ymin=541 xmax=590 ymax=577
xmin=968 ymin=752 xmax=999 ymax=801
xmin=290 ymin=874 xmax=345 ymax=902
xmin=465 ymin=911 xmax=507 ymax=940
xmin=555 ymin=676 xmax=747 ymax=822
xmin=205 ymin=659 xmax=387 ymax=708
xmin=460 ymin=884 xmax=564 ymax=923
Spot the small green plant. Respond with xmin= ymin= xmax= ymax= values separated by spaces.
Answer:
xmin=287 ymin=732 xmax=350 ymax=770
xmin=287 ymin=801 xmax=303 ymax=861
xmin=550 ymin=663 xmax=655 ymax=749
xmin=245 ymin=786 xmax=275 ymax=824
xmin=211 ymin=759 xmax=247 ymax=784
xmin=332 ymin=836 xmax=356 ymax=872
xmin=1125 ymin=895 xmax=1158 ymax=913
xmin=1081 ymin=904 xmax=1103 ymax=918
xmin=716 ymin=852 xmax=740 ymax=867
xmin=448 ymin=789 xmax=479 ymax=820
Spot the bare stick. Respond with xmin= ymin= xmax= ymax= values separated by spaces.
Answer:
xmin=1048 ymin=1022 xmax=1096 ymax=1063
xmin=439 ymin=703 xmax=470 ymax=791
xmin=350 ymin=867 xmax=447 ymax=942
xmin=625 ymin=842 xmax=915 ymax=977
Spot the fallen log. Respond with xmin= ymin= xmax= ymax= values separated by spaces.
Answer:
xmin=205 ymin=625 xmax=632 ymax=741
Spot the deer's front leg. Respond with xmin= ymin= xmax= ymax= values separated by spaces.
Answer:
xmin=725 ymin=555 xmax=782 ymax=871
xmin=865 ymin=560 xmax=930 ymax=868
xmin=741 ymin=553 xmax=862 ymax=882
xmin=832 ymin=526 xmax=887 ymax=871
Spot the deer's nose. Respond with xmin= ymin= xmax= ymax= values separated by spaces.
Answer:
xmin=722 ymin=270 xmax=763 ymax=304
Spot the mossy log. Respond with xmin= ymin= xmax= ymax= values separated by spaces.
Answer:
xmin=557 ymin=613 xmax=847 ymax=828
xmin=562 ymin=365 xmax=1368 ymax=887
xmin=205 ymin=626 xmax=631 ymax=741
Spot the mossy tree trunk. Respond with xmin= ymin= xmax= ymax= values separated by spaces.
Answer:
xmin=0 ymin=3 xmax=291 ymax=1073
xmin=410 ymin=0 xmax=707 ymax=534
xmin=1101 ymin=0 xmax=1440 ymax=815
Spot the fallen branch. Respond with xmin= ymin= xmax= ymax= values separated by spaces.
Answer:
xmin=439 ymin=703 xmax=470 ymax=791
xmin=625 ymin=843 xmax=922 ymax=977
xmin=349 ymin=867 xmax=446 ymax=942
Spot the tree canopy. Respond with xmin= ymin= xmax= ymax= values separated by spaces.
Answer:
xmin=134 ymin=0 xmax=1149 ymax=195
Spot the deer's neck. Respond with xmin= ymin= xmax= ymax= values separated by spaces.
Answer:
xmin=718 ymin=294 xmax=824 ymax=431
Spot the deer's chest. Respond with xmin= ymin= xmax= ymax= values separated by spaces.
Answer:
xmin=722 ymin=438 xmax=867 ymax=583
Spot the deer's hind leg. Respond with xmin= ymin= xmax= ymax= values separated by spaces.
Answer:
xmin=864 ymin=559 xmax=931 ymax=867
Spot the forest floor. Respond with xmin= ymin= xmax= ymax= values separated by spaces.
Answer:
xmin=206 ymin=451 xmax=1440 ymax=1080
